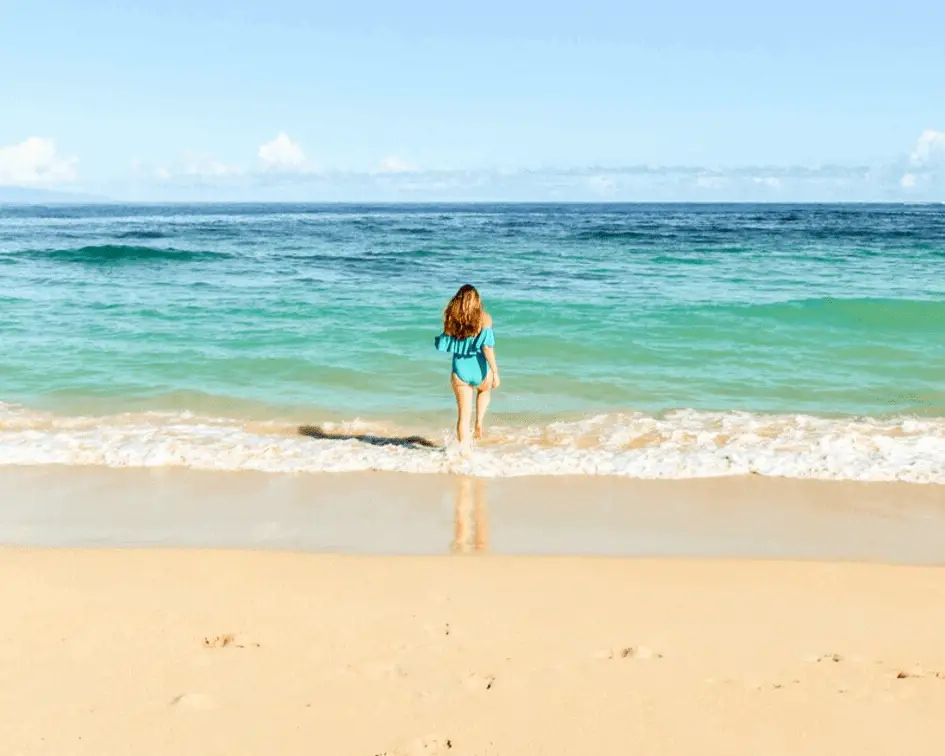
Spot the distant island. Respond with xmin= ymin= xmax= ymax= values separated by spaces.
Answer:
xmin=0 ymin=186 xmax=111 ymax=204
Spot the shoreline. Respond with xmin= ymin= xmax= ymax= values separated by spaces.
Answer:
xmin=4 ymin=399 xmax=945 ymax=482
xmin=3 ymin=466 xmax=945 ymax=563
xmin=3 ymin=548 xmax=944 ymax=755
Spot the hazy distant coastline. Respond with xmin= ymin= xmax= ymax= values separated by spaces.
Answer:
xmin=0 ymin=186 xmax=112 ymax=204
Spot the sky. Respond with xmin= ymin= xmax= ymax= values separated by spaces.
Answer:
xmin=1 ymin=0 xmax=944 ymax=201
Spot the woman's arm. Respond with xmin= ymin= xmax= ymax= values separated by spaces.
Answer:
xmin=482 ymin=346 xmax=500 ymax=389
xmin=481 ymin=312 xmax=500 ymax=388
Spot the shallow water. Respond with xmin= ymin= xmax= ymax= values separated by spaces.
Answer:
xmin=2 ymin=203 xmax=944 ymax=480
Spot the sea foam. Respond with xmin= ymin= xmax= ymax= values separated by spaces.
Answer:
xmin=1 ymin=403 xmax=943 ymax=483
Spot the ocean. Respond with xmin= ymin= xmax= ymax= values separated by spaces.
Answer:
xmin=1 ymin=203 xmax=944 ymax=481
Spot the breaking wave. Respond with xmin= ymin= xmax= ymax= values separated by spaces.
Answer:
xmin=1 ymin=402 xmax=943 ymax=483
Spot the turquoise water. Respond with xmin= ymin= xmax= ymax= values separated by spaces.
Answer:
xmin=2 ymin=203 xmax=944 ymax=480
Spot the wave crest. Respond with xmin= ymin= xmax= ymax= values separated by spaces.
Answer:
xmin=1 ymin=403 xmax=943 ymax=483
xmin=8 ymin=245 xmax=228 ymax=264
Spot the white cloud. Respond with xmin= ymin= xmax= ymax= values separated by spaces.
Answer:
xmin=909 ymin=129 xmax=945 ymax=166
xmin=154 ymin=167 xmax=171 ymax=181
xmin=752 ymin=176 xmax=781 ymax=188
xmin=900 ymin=173 xmax=917 ymax=188
xmin=375 ymin=155 xmax=417 ymax=174
xmin=257 ymin=132 xmax=310 ymax=171
xmin=0 ymin=137 xmax=78 ymax=186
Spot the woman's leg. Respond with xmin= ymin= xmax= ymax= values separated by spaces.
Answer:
xmin=451 ymin=373 xmax=474 ymax=445
xmin=474 ymin=380 xmax=492 ymax=439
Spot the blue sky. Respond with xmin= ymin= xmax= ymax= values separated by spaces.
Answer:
xmin=1 ymin=0 xmax=944 ymax=201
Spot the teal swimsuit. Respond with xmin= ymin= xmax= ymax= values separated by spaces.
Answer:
xmin=434 ymin=327 xmax=495 ymax=387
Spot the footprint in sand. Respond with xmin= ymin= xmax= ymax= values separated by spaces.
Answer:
xmin=203 ymin=634 xmax=235 ymax=648
xmin=202 ymin=634 xmax=261 ymax=649
xmin=463 ymin=672 xmax=495 ymax=691
xmin=807 ymin=653 xmax=844 ymax=663
xmin=596 ymin=645 xmax=663 ymax=661
xmin=893 ymin=667 xmax=937 ymax=680
xmin=169 ymin=692 xmax=217 ymax=711
xmin=375 ymin=735 xmax=453 ymax=755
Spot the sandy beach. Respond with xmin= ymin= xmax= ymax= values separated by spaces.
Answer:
xmin=3 ymin=469 xmax=944 ymax=754
xmin=2 ymin=547 xmax=944 ymax=755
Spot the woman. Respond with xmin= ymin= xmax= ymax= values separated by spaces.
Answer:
xmin=434 ymin=284 xmax=501 ymax=446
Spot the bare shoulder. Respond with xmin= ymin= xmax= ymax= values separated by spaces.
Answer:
xmin=481 ymin=312 xmax=493 ymax=328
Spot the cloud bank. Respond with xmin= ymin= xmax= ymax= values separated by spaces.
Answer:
xmin=124 ymin=130 xmax=941 ymax=201
xmin=5 ymin=130 xmax=945 ymax=201
xmin=0 ymin=137 xmax=78 ymax=186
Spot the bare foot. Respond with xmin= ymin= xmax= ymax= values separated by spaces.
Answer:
xmin=473 ymin=425 xmax=483 ymax=440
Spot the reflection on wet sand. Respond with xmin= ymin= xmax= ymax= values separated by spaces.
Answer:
xmin=452 ymin=476 xmax=489 ymax=553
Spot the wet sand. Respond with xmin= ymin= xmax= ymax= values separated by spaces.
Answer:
xmin=2 ymin=466 xmax=945 ymax=562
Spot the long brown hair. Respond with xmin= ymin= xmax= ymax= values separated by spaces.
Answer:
xmin=443 ymin=284 xmax=483 ymax=339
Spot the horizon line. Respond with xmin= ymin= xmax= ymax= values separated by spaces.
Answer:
xmin=2 ymin=199 xmax=942 ymax=207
